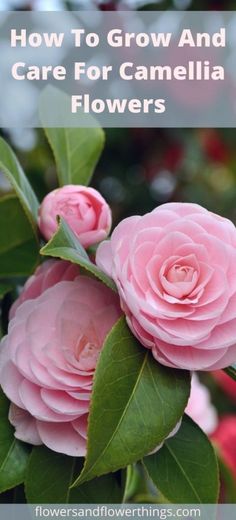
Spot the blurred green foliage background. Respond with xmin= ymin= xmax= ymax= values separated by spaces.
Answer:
xmin=1 ymin=126 xmax=236 ymax=233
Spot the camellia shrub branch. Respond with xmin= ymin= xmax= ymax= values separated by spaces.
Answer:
xmin=0 ymin=123 xmax=235 ymax=504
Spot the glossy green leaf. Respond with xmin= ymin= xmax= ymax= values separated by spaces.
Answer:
xmin=0 ymin=389 xmax=30 ymax=493
xmin=69 ymin=471 xmax=125 ymax=504
xmin=144 ymin=415 xmax=219 ymax=504
xmin=0 ymin=137 xmax=39 ymax=230
xmin=224 ymin=365 xmax=236 ymax=382
xmin=217 ymin=454 xmax=236 ymax=503
xmin=0 ymin=195 xmax=39 ymax=277
xmin=40 ymin=218 xmax=116 ymax=291
xmin=25 ymin=447 xmax=77 ymax=504
xmin=73 ymin=318 xmax=190 ymax=487
xmin=25 ymin=446 xmax=125 ymax=503
xmin=40 ymin=87 xmax=105 ymax=186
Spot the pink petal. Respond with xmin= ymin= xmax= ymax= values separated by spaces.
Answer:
xmin=9 ymin=404 xmax=42 ymax=445
xmin=41 ymin=389 xmax=89 ymax=416
xmin=130 ymin=242 xmax=156 ymax=293
xmin=188 ymin=213 xmax=235 ymax=244
xmin=96 ymin=240 xmax=113 ymax=276
xmin=19 ymin=380 xmax=74 ymax=422
xmin=208 ymin=345 xmax=236 ymax=370
xmin=0 ymin=361 xmax=25 ymax=408
xmin=131 ymin=227 xmax=164 ymax=251
xmin=153 ymin=341 xmax=228 ymax=370
xmin=154 ymin=231 xmax=194 ymax=259
xmin=153 ymin=202 xmax=207 ymax=216
xmin=197 ymin=318 xmax=236 ymax=350
xmin=158 ymin=314 xmax=218 ymax=344
xmin=72 ymin=414 xmax=88 ymax=439
xmin=163 ymin=219 xmax=205 ymax=239
xmin=37 ymin=421 xmax=86 ymax=456
xmin=176 ymin=242 xmax=209 ymax=264
xmin=194 ymin=233 xmax=230 ymax=269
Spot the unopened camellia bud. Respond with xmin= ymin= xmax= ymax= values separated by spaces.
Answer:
xmin=38 ymin=185 xmax=112 ymax=248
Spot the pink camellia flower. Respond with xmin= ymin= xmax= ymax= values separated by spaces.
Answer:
xmin=185 ymin=374 xmax=218 ymax=435
xmin=0 ymin=276 xmax=121 ymax=456
xmin=96 ymin=202 xmax=236 ymax=371
xmin=10 ymin=259 xmax=80 ymax=320
xmin=38 ymin=185 xmax=112 ymax=248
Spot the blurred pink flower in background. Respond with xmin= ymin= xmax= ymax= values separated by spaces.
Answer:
xmin=212 ymin=370 xmax=236 ymax=403
xmin=185 ymin=373 xmax=218 ymax=435
xmin=97 ymin=202 xmax=236 ymax=371
xmin=0 ymin=269 xmax=121 ymax=456
xmin=211 ymin=416 xmax=236 ymax=481
xmin=38 ymin=185 xmax=112 ymax=248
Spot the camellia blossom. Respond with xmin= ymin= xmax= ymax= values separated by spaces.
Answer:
xmin=0 ymin=274 xmax=121 ymax=456
xmin=96 ymin=202 xmax=236 ymax=370
xmin=185 ymin=374 xmax=218 ymax=434
xmin=38 ymin=185 xmax=112 ymax=248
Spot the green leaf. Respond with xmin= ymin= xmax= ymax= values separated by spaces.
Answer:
xmin=70 ymin=471 xmax=125 ymax=504
xmin=25 ymin=447 xmax=76 ymax=504
xmin=0 ymin=195 xmax=39 ymax=277
xmin=0 ymin=389 xmax=30 ymax=493
xmin=217 ymin=454 xmax=236 ymax=503
xmin=72 ymin=317 xmax=190 ymax=487
xmin=40 ymin=87 xmax=105 ymax=186
xmin=224 ymin=365 xmax=236 ymax=382
xmin=0 ymin=137 xmax=39 ymax=230
xmin=143 ymin=415 xmax=219 ymax=504
xmin=40 ymin=218 xmax=116 ymax=291
xmin=25 ymin=446 xmax=125 ymax=503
